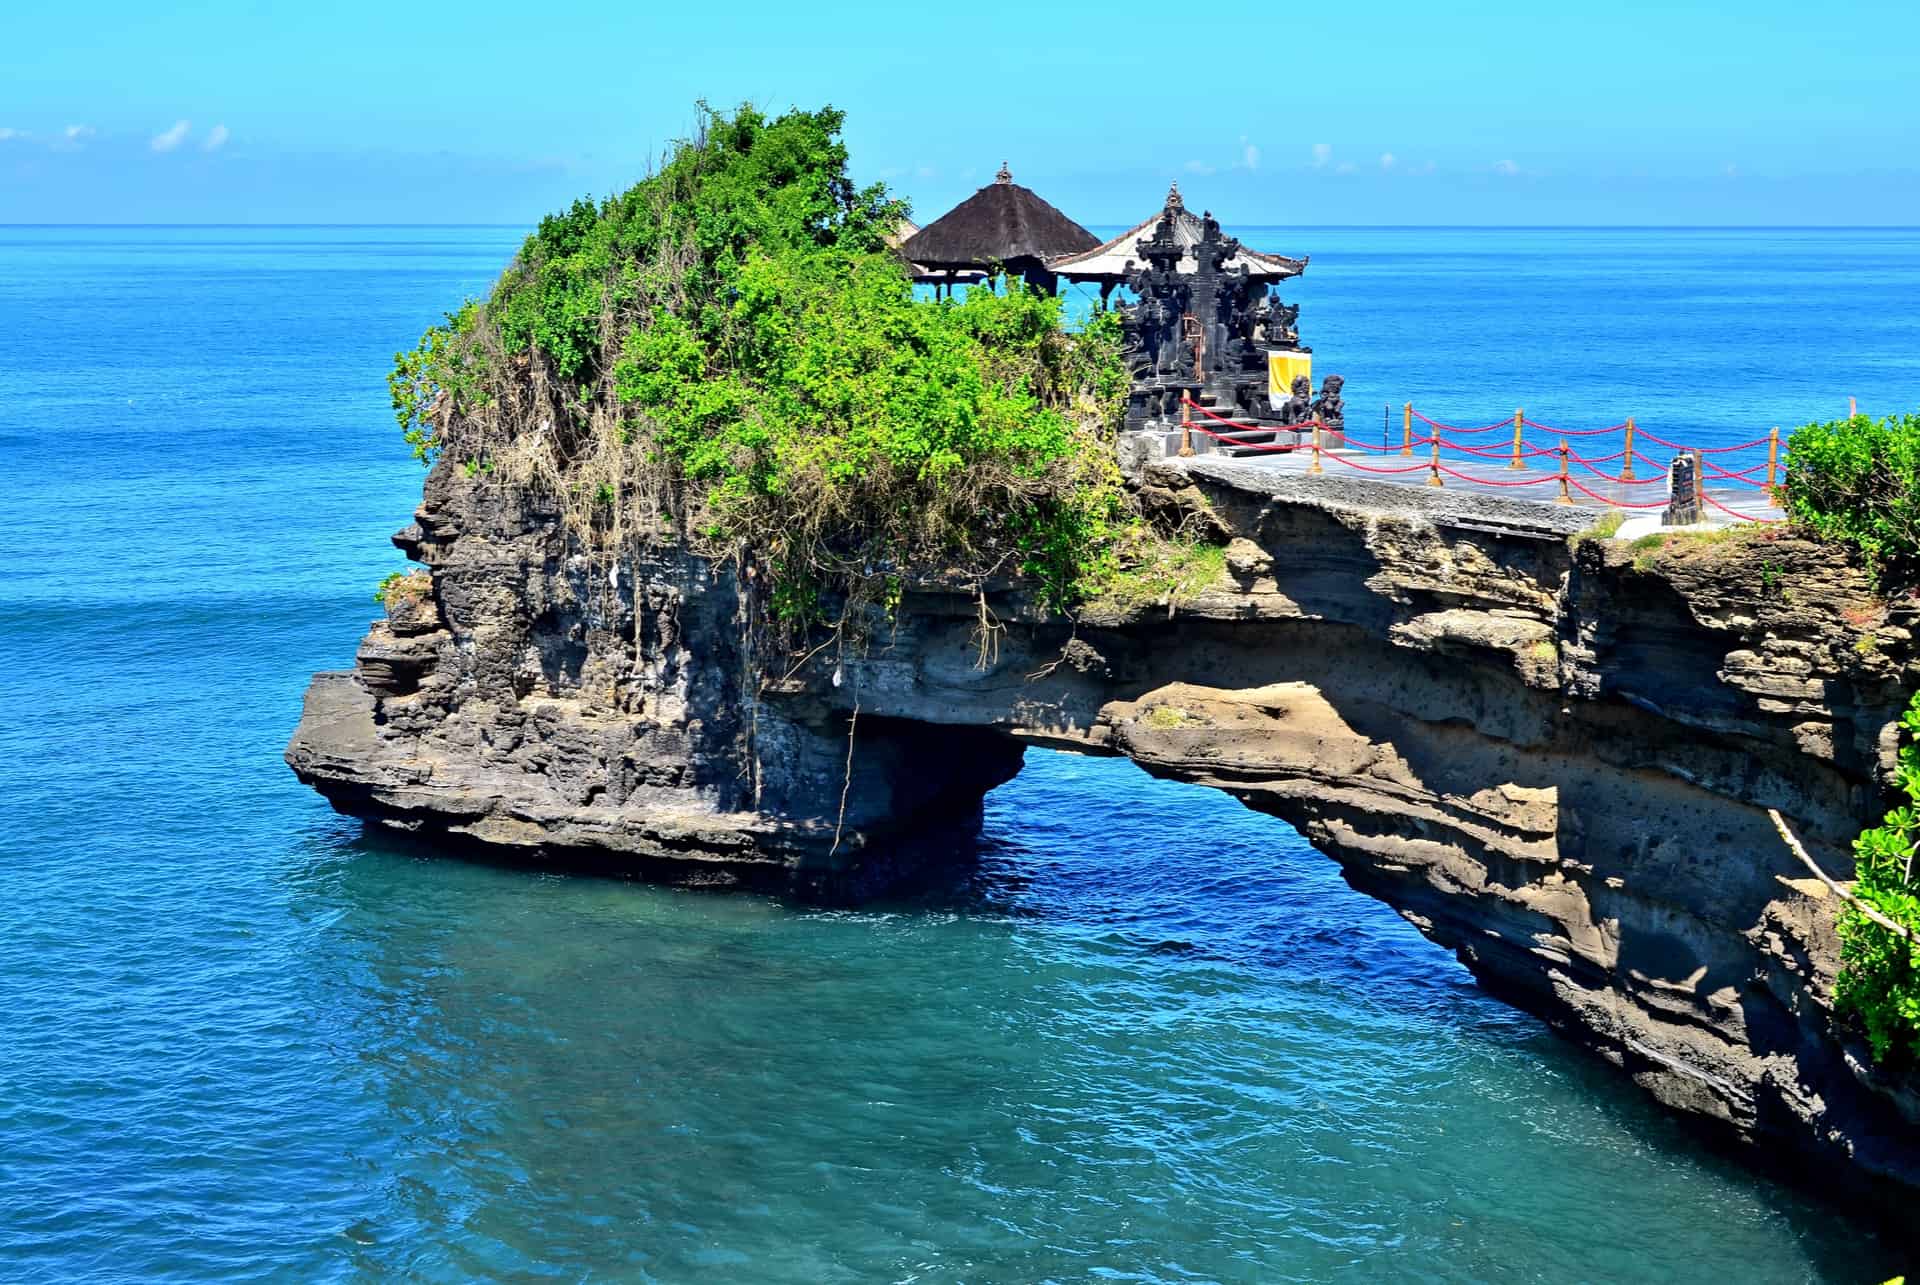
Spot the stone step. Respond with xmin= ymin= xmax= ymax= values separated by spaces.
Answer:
xmin=1215 ymin=428 xmax=1302 ymax=458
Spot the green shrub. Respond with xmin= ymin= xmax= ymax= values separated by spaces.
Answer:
xmin=1834 ymin=690 xmax=1920 ymax=1063
xmin=1784 ymin=412 xmax=1920 ymax=585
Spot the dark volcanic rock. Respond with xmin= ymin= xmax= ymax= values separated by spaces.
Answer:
xmin=288 ymin=453 xmax=1920 ymax=1210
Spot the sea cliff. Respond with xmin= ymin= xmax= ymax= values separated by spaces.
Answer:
xmin=290 ymin=452 xmax=1920 ymax=1208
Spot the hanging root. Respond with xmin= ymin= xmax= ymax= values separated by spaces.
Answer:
xmin=829 ymin=702 xmax=859 ymax=857
xmin=972 ymin=588 xmax=1004 ymax=672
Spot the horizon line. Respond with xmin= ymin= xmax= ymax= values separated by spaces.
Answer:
xmin=7 ymin=222 xmax=1920 ymax=232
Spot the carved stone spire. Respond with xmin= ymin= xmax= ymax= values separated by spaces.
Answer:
xmin=994 ymin=161 xmax=1012 ymax=185
xmin=1165 ymin=181 xmax=1183 ymax=211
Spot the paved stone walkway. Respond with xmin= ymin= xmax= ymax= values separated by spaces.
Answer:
xmin=1211 ymin=439 xmax=1785 ymax=523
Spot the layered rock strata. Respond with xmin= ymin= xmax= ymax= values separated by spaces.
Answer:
xmin=289 ymin=453 xmax=1920 ymax=1205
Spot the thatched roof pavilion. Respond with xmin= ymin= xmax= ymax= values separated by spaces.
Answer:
xmin=901 ymin=163 xmax=1097 ymax=294
xmin=1048 ymin=183 xmax=1307 ymax=288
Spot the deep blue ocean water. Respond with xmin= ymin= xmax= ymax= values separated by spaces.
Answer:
xmin=2 ymin=225 xmax=1917 ymax=1283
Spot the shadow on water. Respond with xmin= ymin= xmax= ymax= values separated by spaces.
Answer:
xmin=280 ymin=750 xmax=1907 ymax=1283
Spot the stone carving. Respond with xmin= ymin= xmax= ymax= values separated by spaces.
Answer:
xmin=1313 ymin=374 xmax=1346 ymax=435
xmin=1666 ymin=453 xmax=1702 ymax=525
xmin=1117 ymin=207 xmax=1202 ymax=430
xmin=1276 ymin=375 xmax=1314 ymax=427
xmin=1262 ymin=295 xmax=1302 ymax=348
xmin=1117 ymin=204 xmax=1307 ymax=428
xmin=1186 ymin=211 xmax=1271 ymax=418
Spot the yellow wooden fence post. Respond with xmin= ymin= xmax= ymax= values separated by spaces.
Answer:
xmin=1509 ymin=408 xmax=1525 ymax=470
xmin=1427 ymin=434 xmax=1443 ymax=487
xmin=1555 ymin=439 xmax=1573 ymax=504
xmin=1179 ymin=396 xmax=1195 ymax=458
xmin=1768 ymin=427 xmax=1780 ymax=492
xmin=1308 ymin=419 xmax=1324 ymax=474
xmin=1622 ymin=417 xmax=1636 ymax=480
xmin=1402 ymin=402 xmax=1413 ymax=456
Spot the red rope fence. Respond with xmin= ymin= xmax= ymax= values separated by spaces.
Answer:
xmin=1175 ymin=396 xmax=1788 ymax=522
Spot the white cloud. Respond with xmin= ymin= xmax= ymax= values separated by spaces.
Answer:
xmin=915 ymin=164 xmax=936 ymax=179
xmin=1335 ymin=161 xmax=1356 ymax=175
xmin=1183 ymin=159 xmax=1217 ymax=175
xmin=64 ymin=124 xmax=94 ymax=141
xmin=1723 ymin=162 xmax=1738 ymax=177
xmin=1379 ymin=152 xmax=1396 ymax=170
xmin=1311 ymin=142 xmax=1332 ymax=168
xmin=1492 ymin=158 xmax=1519 ymax=176
xmin=1239 ymin=136 xmax=1259 ymax=170
xmin=0 ymin=127 xmax=21 ymax=141
xmin=203 ymin=124 xmax=230 ymax=152
xmin=151 ymin=120 xmax=191 ymax=153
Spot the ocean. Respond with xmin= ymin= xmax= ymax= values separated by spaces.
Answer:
xmin=1 ymin=225 xmax=1915 ymax=1282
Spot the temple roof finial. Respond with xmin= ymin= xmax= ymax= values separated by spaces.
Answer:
xmin=995 ymin=161 xmax=1012 ymax=185
xmin=1166 ymin=181 xmax=1183 ymax=210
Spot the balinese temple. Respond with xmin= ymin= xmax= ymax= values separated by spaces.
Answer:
xmin=1048 ymin=182 xmax=1307 ymax=304
xmin=1084 ymin=184 xmax=1333 ymax=445
xmin=901 ymin=163 xmax=1098 ymax=295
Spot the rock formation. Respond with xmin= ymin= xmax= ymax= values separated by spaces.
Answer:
xmin=289 ymin=452 xmax=1920 ymax=1210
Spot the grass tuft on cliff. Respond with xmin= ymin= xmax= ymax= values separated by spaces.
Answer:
xmin=388 ymin=102 xmax=1148 ymax=634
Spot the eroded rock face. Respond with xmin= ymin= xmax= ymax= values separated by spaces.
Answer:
xmin=287 ymin=454 xmax=1920 ymax=1205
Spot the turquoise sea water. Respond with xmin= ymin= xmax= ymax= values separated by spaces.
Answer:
xmin=2 ymin=226 xmax=1917 ymax=1282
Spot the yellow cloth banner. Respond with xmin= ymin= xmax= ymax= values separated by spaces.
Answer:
xmin=1267 ymin=351 xmax=1312 ymax=401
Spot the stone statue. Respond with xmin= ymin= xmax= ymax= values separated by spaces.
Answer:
xmin=1227 ymin=285 xmax=1255 ymax=345
xmin=1262 ymin=295 xmax=1301 ymax=347
xmin=1312 ymin=374 xmax=1346 ymax=435
xmin=1277 ymin=375 xmax=1314 ymax=427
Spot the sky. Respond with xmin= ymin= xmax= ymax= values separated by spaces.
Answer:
xmin=3 ymin=0 xmax=1917 ymax=226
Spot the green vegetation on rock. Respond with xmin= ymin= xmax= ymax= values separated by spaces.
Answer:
xmin=1785 ymin=411 xmax=1920 ymax=586
xmin=375 ymin=569 xmax=432 ymax=609
xmin=1085 ymin=540 xmax=1226 ymax=613
xmin=387 ymin=102 xmax=1147 ymax=633
xmin=1835 ymin=690 xmax=1920 ymax=1064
